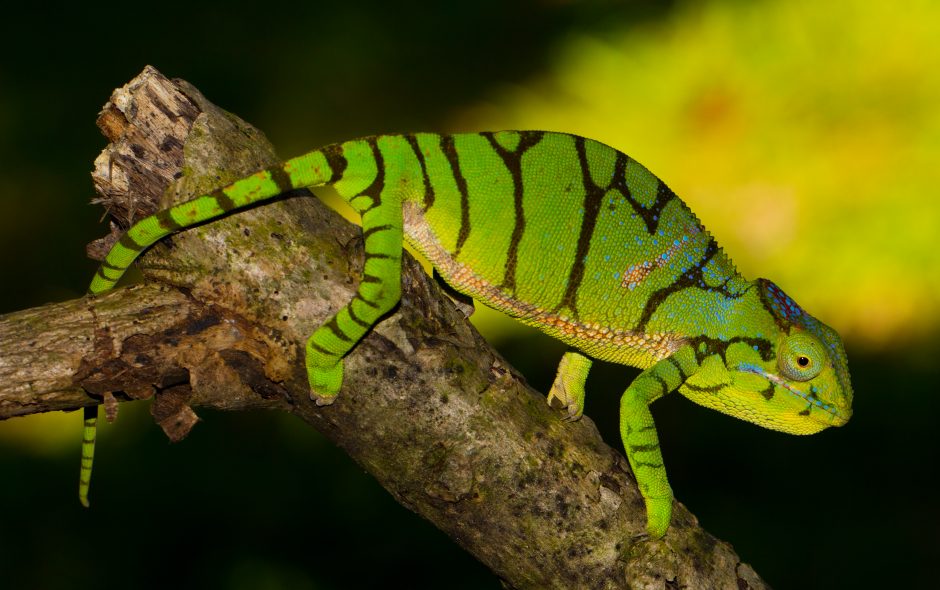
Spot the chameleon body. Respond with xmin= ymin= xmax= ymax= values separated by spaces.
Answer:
xmin=86 ymin=131 xmax=853 ymax=537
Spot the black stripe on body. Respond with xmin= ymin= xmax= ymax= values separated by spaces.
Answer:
xmin=323 ymin=317 xmax=351 ymax=342
xmin=683 ymin=333 xmax=774 ymax=365
xmin=622 ymin=422 xmax=659 ymax=437
xmin=353 ymin=293 xmax=381 ymax=309
xmin=364 ymin=251 xmax=395 ymax=261
xmin=440 ymin=135 xmax=472 ymax=257
xmin=760 ymin=383 xmax=775 ymax=400
xmin=361 ymin=223 xmax=395 ymax=241
xmin=307 ymin=340 xmax=339 ymax=357
xmin=267 ymin=165 xmax=294 ymax=193
xmin=629 ymin=443 xmax=661 ymax=454
xmin=682 ymin=382 xmax=727 ymax=394
xmin=362 ymin=223 xmax=400 ymax=261
xmin=481 ymin=131 xmax=544 ymax=293
xmin=155 ymin=209 xmax=181 ymax=231
xmin=556 ymin=136 xmax=605 ymax=318
xmin=405 ymin=135 xmax=435 ymax=210
xmin=610 ymin=152 xmax=676 ymax=235
xmin=322 ymin=143 xmax=349 ymax=184
xmin=634 ymin=238 xmax=745 ymax=332
xmin=649 ymin=373 xmax=670 ymax=397
xmin=345 ymin=304 xmax=371 ymax=328
xmin=634 ymin=460 xmax=664 ymax=469
xmin=666 ymin=356 xmax=688 ymax=383
xmin=118 ymin=232 xmax=144 ymax=252
xmin=353 ymin=138 xmax=387 ymax=213
xmin=210 ymin=188 xmax=236 ymax=211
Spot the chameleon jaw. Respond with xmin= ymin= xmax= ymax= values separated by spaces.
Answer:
xmin=736 ymin=362 xmax=849 ymax=426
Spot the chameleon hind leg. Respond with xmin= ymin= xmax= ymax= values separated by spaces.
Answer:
xmin=304 ymin=191 xmax=404 ymax=403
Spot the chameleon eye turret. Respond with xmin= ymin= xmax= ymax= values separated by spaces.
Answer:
xmin=86 ymin=131 xmax=853 ymax=538
xmin=778 ymin=332 xmax=825 ymax=381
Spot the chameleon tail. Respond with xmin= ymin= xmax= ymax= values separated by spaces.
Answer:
xmin=88 ymin=144 xmax=348 ymax=295
xmin=79 ymin=405 xmax=97 ymax=507
xmin=81 ymin=144 xmax=349 ymax=505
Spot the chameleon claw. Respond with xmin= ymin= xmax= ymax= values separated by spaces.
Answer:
xmin=547 ymin=385 xmax=584 ymax=421
xmin=312 ymin=392 xmax=337 ymax=406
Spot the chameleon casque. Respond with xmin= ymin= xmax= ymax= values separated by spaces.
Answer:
xmin=85 ymin=131 xmax=853 ymax=537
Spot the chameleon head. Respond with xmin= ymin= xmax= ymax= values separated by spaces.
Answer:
xmin=680 ymin=279 xmax=853 ymax=435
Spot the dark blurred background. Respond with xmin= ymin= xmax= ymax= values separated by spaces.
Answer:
xmin=1 ymin=1 xmax=937 ymax=588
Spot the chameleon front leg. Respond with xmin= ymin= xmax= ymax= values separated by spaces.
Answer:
xmin=304 ymin=192 xmax=404 ymax=403
xmin=620 ymin=345 xmax=697 ymax=538
xmin=547 ymin=350 xmax=592 ymax=420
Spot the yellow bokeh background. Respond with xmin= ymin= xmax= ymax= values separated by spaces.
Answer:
xmin=460 ymin=0 xmax=940 ymax=350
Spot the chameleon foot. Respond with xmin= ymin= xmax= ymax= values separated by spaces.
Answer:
xmin=643 ymin=496 xmax=672 ymax=539
xmin=547 ymin=351 xmax=590 ymax=421
xmin=307 ymin=361 xmax=343 ymax=403
xmin=546 ymin=383 xmax=583 ymax=421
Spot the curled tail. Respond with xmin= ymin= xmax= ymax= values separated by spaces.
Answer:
xmin=81 ymin=143 xmax=350 ymax=505
xmin=89 ymin=145 xmax=348 ymax=294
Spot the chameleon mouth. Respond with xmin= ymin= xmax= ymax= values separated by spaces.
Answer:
xmin=736 ymin=363 xmax=849 ymax=425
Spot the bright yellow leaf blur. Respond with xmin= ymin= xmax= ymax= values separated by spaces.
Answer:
xmin=460 ymin=0 xmax=940 ymax=349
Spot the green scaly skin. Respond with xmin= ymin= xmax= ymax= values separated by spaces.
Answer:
xmin=85 ymin=131 xmax=854 ymax=537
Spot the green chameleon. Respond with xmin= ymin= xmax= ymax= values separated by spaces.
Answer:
xmin=85 ymin=131 xmax=853 ymax=537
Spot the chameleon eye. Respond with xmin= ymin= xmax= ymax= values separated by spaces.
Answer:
xmin=778 ymin=333 xmax=824 ymax=381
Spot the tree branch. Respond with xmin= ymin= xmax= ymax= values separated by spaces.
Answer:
xmin=0 ymin=66 xmax=768 ymax=590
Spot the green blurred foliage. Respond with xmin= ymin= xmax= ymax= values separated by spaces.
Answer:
xmin=1 ymin=0 xmax=937 ymax=588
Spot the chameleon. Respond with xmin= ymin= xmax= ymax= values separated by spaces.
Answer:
xmin=85 ymin=131 xmax=853 ymax=537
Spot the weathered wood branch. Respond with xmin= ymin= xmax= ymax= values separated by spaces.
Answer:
xmin=0 ymin=66 xmax=768 ymax=590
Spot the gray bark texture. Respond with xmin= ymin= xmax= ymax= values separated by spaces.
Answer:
xmin=0 ymin=66 xmax=769 ymax=590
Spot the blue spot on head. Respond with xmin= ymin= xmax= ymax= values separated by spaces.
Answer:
xmin=604 ymin=254 xmax=611 ymax=262
xmin=613 ymin=272 xmax=621 ymax=279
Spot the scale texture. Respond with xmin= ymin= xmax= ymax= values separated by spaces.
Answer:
xmin=87 ymin=131 xmax=853 ymax=537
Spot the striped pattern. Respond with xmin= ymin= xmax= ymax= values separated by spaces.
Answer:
xmin=85 ymin=130 xmax=852 ymax=540
xmin=78 ymin=406 xmax=96 ymax=507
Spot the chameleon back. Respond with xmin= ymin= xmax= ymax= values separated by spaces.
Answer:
xmin=387 ymin=131 xmax=748 ymax=367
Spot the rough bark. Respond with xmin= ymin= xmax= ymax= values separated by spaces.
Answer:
xmin=0 ymin=66 xmax=769 ymax=590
